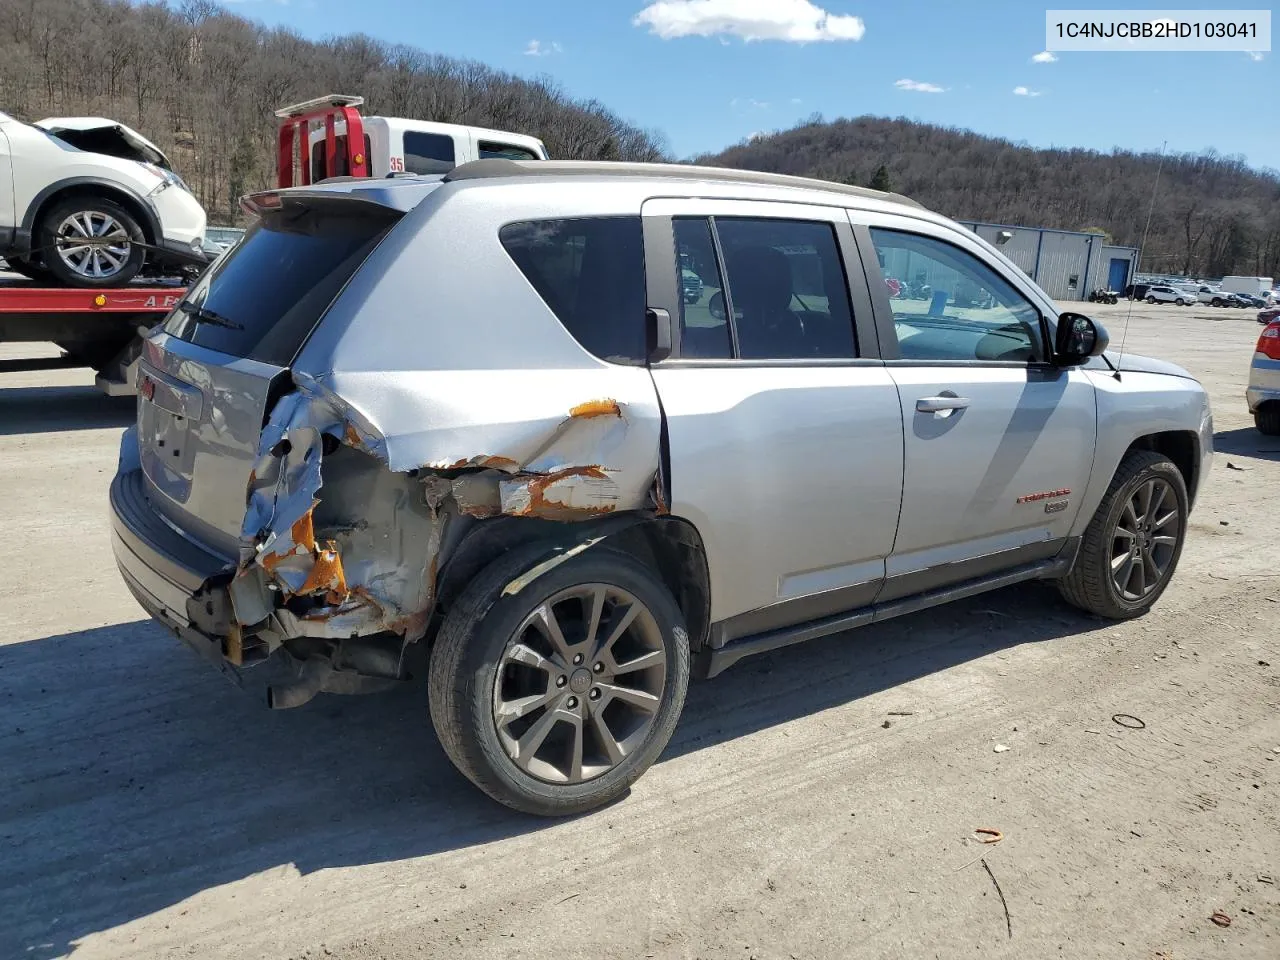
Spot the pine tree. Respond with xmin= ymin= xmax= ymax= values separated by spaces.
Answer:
xmin=869 ymin=164 xmax=892 ymax=192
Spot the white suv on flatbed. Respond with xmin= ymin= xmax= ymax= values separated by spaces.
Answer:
xmin=0 ymin=113 xmax=207 ymax=286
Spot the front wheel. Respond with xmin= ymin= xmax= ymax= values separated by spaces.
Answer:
xmin=37 ymin=196 xmax=146 ymax=288
xmin=1256 ymin=406 xmax=1280 ymax=436
xmin=1057 ymin=450 xmax=1188 ymax=619
xmin=429 ymin=544 xmax=691 ymax=816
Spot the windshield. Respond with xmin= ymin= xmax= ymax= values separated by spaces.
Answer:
xmin=162 ymin=200 xmax=400 ymax=366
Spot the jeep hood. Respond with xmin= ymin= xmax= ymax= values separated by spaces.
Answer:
xmin=1092 ymin=351 xmax=1197 ymax=380
xmin=36 ymin=117 xmax=171 ymax=169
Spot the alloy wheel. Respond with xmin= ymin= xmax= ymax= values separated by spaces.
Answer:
xmin=492 ymin=583 xmax=668 ymax=785
xmin=55 ymin=211 xmax=132 ymax=279
xmin=1109 ymin=477 xmax=1180 ymax=602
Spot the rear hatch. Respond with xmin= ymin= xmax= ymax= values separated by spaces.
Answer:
xmin=136 ymin=194 xmax=402 ymax=557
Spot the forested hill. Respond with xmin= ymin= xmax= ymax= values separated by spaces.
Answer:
xmin=0 ymin=0 xmax=666 ymax=223
xmin=697 ymin=116 xmax=1280 ymax=279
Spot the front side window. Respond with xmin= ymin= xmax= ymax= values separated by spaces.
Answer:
xmin=672 ymin=217 xmax=857 ymax=361
xmin=870 ymin=228 xmax=1045 ymax=363
xmin=403 ymin=131 xmax=456 ymax=174
xmin=499 ymin=217 xmax=646 ymax=364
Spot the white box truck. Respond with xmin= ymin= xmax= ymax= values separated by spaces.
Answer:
xmin=1219 ymin=276 xmax=1274 ymax=297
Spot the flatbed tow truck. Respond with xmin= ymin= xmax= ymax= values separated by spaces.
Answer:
xmin=0 ymin=274 xmax=185 ymax=395
xmin=1 ymin=94 xmax=541 ymax=396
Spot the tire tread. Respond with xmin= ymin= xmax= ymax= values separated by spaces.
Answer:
xmin=1057 ymin=449 xmax=1187 ymax=619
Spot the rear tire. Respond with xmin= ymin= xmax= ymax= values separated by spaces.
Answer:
xmin=1146 ymin=296 xmax=1157 ymax=304
xmin=1057 ymin=450 xmax=1188 ymax=620
xmin=1256 ymin=406 xmax=1280 ymax=436
xmin=429 ymin=543 xmax=690 ymax=817
xmin=37 ymin=196 xmax=146 ymax=288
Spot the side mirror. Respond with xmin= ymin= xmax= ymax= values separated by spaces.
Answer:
xmin=1054 ymin=312 xmax=1110 ymax=365
xmin=708 ymin=290 xmax=727 ymax=323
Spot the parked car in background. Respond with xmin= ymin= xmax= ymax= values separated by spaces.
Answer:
xmin=1248 ymin=318 xmax=1280 ymax=435
xmin=109 ymin=160 xmax=1213 ymax=816
xmin=681 ymin=267 xmax=704 ymax=304
xmin=1146 ymin=285 xmax=1194 ymax=305
xmin=0 ymin=112 xmax=207 ymax=286
xmin=1231 ymin=292 xmax=1266 ymax=309
xmin=1257 ymin=306 xmax=1280 ymax=325
xmin=1193 ymin=285 xmax=1234 ymax=307
xmin=204 ymin=226 xmax=245 ymax=251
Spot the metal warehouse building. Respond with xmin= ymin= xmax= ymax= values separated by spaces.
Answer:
xmin=955 ymin=220 xmax=1139 ymax=302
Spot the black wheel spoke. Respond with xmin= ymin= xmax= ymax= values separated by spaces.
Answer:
xmin=1109 ymin=476 xmax=1179 ymax=601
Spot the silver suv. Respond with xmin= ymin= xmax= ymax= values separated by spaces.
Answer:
xmin=110 ymin=161 xmax=1214 ymax=816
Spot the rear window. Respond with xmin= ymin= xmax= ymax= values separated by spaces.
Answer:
xmin=162 ymin=201 xmax=398 ymax=366
xmin=403 ymin=131 xmax=455 ymax=174
xmin=499 ymin=217 xmax=646 ymax=365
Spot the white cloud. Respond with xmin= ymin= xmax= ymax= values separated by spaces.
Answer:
xmin=895 ymin=78 xmax=945 ymax=93
xmin=1013 ymin=85 xmax=1042 ymax=97
xmin=1246 ymin=50 xmax=1266 ymax=61
xmin=523 ymin=40 xmax=563 ymax=57
xmin=1031 ymin=50 xmax=1057 ymax=63
xmin=790 ymin=97 xmax=803 ymax=104
xmin=633 ymin=0 xmax=865 ymax=43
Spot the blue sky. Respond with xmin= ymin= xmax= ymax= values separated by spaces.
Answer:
xmin=224 ymin=0 xmax=1276 ymax=168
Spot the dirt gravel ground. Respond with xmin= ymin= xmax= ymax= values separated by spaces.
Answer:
xmin=1 ymin=302 xmax=1277 ymax=960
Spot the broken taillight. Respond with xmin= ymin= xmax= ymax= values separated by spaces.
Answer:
xmin=1257 ymin=321 xmax=1280 ymax=361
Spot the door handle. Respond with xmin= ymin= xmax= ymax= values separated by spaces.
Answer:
xmin=916 ymin=395 xmax=971 ymax=414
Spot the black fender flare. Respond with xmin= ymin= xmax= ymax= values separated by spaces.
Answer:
xmin=434 ymin=513 xmax=650 ymax=613
xmin=18 ymin=176 xmax=161 ymax=255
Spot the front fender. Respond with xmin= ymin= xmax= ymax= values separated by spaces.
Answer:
xmin=1071 ymin=370 xmax=1210 ymax=536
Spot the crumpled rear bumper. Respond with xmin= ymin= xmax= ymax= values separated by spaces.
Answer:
xmin=109 ymin=458 xmax=239 ymax=673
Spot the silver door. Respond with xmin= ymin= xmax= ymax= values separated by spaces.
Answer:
xmin=855 ymin=214 xmax=1097 ymax=598
xmin=642 ymin=198 xmax=905 ymax=641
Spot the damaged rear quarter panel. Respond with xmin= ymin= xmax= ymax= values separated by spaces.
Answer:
xmin=237 ymin=179 xmax=666 ymax=643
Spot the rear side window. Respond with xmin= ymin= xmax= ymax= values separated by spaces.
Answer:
xmin=403 ymin=131 xmax=456 ymax=174
xmin=162 ymin=202 xmax=398 ymax=366
xmin=499 ymin=217 xmax=646 ymax=364
xmin=672 ymin=217 xmax=857 ymax=360
xmin=479 ymin=141 xmax=539 ymax=160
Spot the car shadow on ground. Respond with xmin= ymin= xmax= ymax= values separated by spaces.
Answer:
xmin=0 ymin=582 xmax=1108 ymax=958
xmin=0 ymin=384 xmax=135 ymax=436
xmin=1214 ymin=426 xmax=1280 ymax=463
